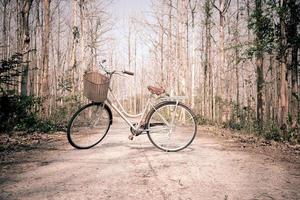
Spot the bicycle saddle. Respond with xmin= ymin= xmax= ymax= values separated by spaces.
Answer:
xmin=147 ymin=86 xmax=165 ymax=95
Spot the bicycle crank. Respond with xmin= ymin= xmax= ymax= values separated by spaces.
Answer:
xmin=129 ymin=123 xmax=146 ymax=138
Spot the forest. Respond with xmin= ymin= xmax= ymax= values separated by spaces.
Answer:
xmin=0 ymin=0 xmax=299 ymax=144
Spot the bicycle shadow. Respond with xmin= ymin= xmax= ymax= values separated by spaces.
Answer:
xmin=125 ymin=143 xmax=195 ymax=153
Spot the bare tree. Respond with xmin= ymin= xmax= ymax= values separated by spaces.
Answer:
xmin=41 ymin=0 xmax=51 ymax=116
xmin=20 ymin=0 xmax=33 ymax=96
xmin=211 ymin=0 xmax=231 ymax=103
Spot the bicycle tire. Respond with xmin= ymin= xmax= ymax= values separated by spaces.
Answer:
xmin=145 ymin=101 xmax=197 ymax=152
xmin=67 ymin=102 xmax=112 ymax=149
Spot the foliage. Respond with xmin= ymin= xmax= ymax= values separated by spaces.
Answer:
xmin=223 ymin=102 xmax=298 ymax=143
xmin=196 ymin=114 xmax=216 ymax=126
xmin=223 ymin=101 xmax=291 ymax=142
xmin=196 ymin=114 xmax=209 ymax=125
xmin=0 ymin=53 xmax=23 ymax=94
xmin=247 ymin=0 xmax=275 ymax=57
xmin=223 ymin=102 xmax=256 ymax=132
xmin=0 ymin=93 xmax=84 ymax=133
xmin=0 ymin=51 xmax=86 ymax=133
xmin=261 ymin=120 xmax=281 ymax=141
xmin=0 ymin=94 xmax=41 ymax=132
xmin=0 ymin=54 xmax=58 ymax=133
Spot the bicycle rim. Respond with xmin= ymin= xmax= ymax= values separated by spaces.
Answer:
xmin=67 ymin=103 xmax=110 ymax=149
xmin=147 ymin=102 xmax=197 ymax=152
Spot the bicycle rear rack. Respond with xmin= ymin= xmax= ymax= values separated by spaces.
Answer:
xmin=159 ymin=96 xmax=187 ymax=102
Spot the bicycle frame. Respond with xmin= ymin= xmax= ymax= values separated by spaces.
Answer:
xmin=104 ymin=87 xmax=158 ymax=131
xmin=101 ymin=66 xmax=187 ymax=132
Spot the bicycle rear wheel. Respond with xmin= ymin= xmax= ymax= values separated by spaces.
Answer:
xmin=67 ymin=103 xmax=112 ymax=149
xmin=146 ymin=101 xmax=197 ymax=152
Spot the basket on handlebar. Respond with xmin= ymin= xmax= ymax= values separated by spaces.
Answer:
xmin=83 ymin=72 xmax=110 ymax=102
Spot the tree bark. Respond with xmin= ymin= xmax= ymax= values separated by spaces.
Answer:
xmin=278 ymin=0 xmax=288 ymax=129
xmin=287 ymin=0 xmax=299 ymax=129
xmin=235 ymin=0 xmax=240 ymax=106
xmin=189 ymin=0 xmax=196 ymax=109
xmin=79 ymin=0 xmax=85 ymax=97
xmin=128 ymin=24 xmax=132 ymax=112
xmin=204 ymin=0 xmax=212 ymax=118
xmin=255 ymin=0 xmax=264 ymax=130
xmin=168 ymin=0 xmax=174 ymax=96
xmin=41 ymin=0 xmax=51 ymax=116
xmin=71 ymin=0 xmax=78 ymax=94
xmin=2 ymin=0 xmax=8 ymax=60
xmin=20 ymin=0 xmax=33 ymax=96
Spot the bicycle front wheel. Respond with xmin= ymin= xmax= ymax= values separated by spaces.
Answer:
xmin=67 ymin=103 xmax=112 ymax=149
xmin=146 ymin=101 xmax=197 ymax=152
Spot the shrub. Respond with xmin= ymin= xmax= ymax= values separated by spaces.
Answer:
xmin=0 ymin=95 xmax=41 ymax=132
xmin=0 ymin=94 xmax=60 ymax=133
xmin=223 ymin=102 xmax=256 ymax=132
xmin=196 ymin=114 xmax=215 ymax=126
xmin=262 ymin=121 xmax=281 ymax=141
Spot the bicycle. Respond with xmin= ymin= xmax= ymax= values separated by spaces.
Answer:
xmin=67 ymin=60 xmax=197 ymax=152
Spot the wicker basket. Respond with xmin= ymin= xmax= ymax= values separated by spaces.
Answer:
xmin=83 ymin=72 xmax=110 ymax=102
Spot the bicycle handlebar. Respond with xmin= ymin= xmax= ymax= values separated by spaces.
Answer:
xmin=123 ymin=70 xmax=134 ymax=76
xmin=99 ymin=61 xmax=134 ymax=77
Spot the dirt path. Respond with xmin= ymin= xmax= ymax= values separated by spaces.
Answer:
xmin=1 ymin=119 xmax=300 ymax=200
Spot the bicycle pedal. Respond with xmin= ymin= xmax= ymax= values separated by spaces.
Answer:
xmin=128 ymin=134 xmax=134 ymax=140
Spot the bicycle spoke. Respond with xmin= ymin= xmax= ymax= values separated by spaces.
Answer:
xmin=67 ymin=103 xmax=111 ymax=149
xmin=147 ymin=102 xmax=197 ymax=152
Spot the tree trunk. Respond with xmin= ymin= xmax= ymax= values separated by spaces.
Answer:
xmin=168 ymin=0 xmax=174 ymax=96
xmin=36 ymin=0 xmax=42 ymax=98
xmin=212 ymin=0 xmax=230 ymax=121
xmin=189 ymin=0 xmax=196 ymax=109
xmin=20 ymin=0 xmax=33 ymax=96
xmin=71 ymin=0 xmax=78 ymax=94
xmin=128 ymin=24 xmax=132 ymax=112
xmin=2 ymin=0 xmax=8 ymax=60
xmin=278 ymin=0 xmax=288 ymax=129
xmin=134 ymin=31 xmax=137 ymax=114
xmin=256 ymin=56 xmax=264 ymax=129
xmin=288 ymin=0 xmax=299 ymax=129
xmin=219 ymin=0 xmax=225 ymax=102
xmin=41 ymin=0 xmax=51 ymax=116
xmin=56 ymin=1 xmax=61 ymax=104
xmin=204 ymin=0 xmax=212 ymax=118
xmin=235 ymin=0 xmax=240 ymax=106
xmin=255 ymin=0 xmax=264 ymax=130
xmin=79 ymin=0 xmax=85 ymax=98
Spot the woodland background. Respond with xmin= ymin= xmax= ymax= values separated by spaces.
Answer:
xmin=0 ymin=0 xmax=299 ymax=143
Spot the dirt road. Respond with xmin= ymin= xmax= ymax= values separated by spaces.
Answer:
xmin=1 ymin=119 xmax=300 ymax=200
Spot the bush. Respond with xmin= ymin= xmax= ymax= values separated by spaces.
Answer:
xmin=0 ymin=94 xmax=60 ymax=133
xmin=0 ymin=54 xmax=85 ymax=133
xmin=223 ymin=103 xmax=256 ymax=132
xmin=0 ymin=95 xmax=40 ymax=132
xmin=0 ymin=92 xmax=87 ymax=133
xmin=196 ymin=114 xmax=215 ymax=126
xmin=262 ymin=121 xmax=281 ymax=141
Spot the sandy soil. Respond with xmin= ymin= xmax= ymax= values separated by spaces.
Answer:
xmin=1 ymin=119 xmax=300 ymax=200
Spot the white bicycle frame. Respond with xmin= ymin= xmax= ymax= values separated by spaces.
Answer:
xmin=104 ymin=86 xmax=186 ymax=132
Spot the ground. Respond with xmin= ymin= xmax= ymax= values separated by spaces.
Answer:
xmin=1 ymin=118 xmax=300 ymax=200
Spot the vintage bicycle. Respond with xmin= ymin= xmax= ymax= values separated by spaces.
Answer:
xmin=67 ymin=60 xmax=197 ymax=152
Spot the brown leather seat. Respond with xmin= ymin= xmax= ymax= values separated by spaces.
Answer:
xmin=147 ymin=86 xmax=165 ymax=95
